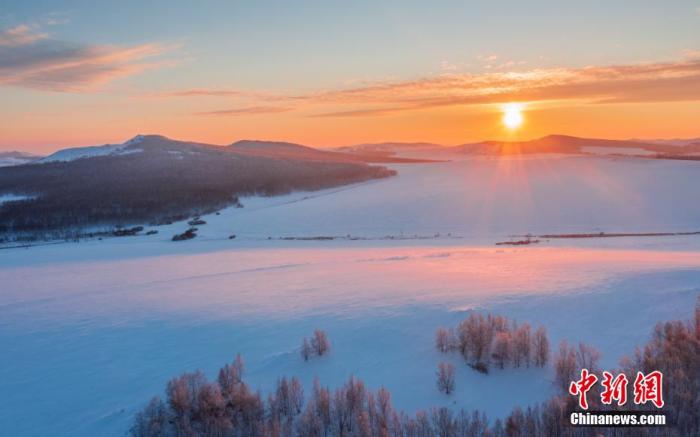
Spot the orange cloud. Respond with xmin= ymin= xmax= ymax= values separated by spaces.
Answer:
xmin=165 ymin=56 xmax=700 ymax=118
xmin=0 ymin=25 xmax=48 ymax=46
xmin=307 ymin=58 xmax=700 ymax=114
xmin=197 ymin=106 xmax=291 ymax=116
xmin=0 ymin=24 xmax=171 ymax=92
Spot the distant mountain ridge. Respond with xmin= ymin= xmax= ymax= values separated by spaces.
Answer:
xmin=8 ymin=133 xmax=700 ymax=169
xmin=0 ymin=151 xmax=41 ymax=167
xmin=450 ymin=134 xmax=700 ymax=155
xmin=337 ymin=134 xmax=700 ymax=157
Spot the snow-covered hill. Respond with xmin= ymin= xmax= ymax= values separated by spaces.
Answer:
xmin=38 ymin=135 xmax=146 ymax=163
xmin=0 ymin=151 xmax=41 ymax=167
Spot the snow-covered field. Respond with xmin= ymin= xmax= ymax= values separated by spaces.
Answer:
xmin=2 ymin=154 xmax=700 ymax=436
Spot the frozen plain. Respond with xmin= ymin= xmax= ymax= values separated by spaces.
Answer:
xmin=2 ymin=154 xmax=700 ymax=435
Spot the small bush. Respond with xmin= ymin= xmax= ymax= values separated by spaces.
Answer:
xmin=172 ymin=228 xmax=197 ymax=241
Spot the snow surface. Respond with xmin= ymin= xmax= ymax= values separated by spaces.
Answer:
xmin=152 ymin=154 xmax=700 ymax=240
xmin=1 ymin=154 xmax=700 ymax=436
xmin=39 ymin=136 xmax=145 ymax=163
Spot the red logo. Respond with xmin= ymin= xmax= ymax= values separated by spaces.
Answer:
xmin=569 ymin=369 xmax=663 ymax=410
xmin=601 ymin=371 xmax=628 ymax=406
xmin=633 ymin=371 xmax=664 ymax=408
xmin=569 ymin=369 xmax=598 ymax=410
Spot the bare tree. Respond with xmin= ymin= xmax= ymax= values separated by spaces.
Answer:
xmin=436 ymin=362 xmax=456 ymax=395
xmin=232 ymin=354 xmax=244 ymax=381
xmin=311 ymin=329 xmax=330 ymax=356
xmin=130 ymin=397 xmax=169 ymax=437
xmin=197 ymin=382 xmax=232 ymax=435
xmin=695 ymin=294 xmax=700 ymax=340
xmin=458 ymin=313 xmax=491 ymax=366
xmin=533 ymin=326 xmax=549 ymax=367
xmin=514 ymin=323 xmax=532 ymax=368
xmin=435 ymin=327 xmax=456 ymax=353
xmin=554 ymin=341 xmax=577 ymax=393
xmin=492 ymin=331 xmax=512 ymax=369
xmin=575 ymin=342 xmax=601 ymax=373
xmin=301 ymin=337 xmax=312 ymax=361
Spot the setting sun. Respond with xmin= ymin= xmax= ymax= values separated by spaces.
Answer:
xmin=503 ymin=103 xmax=524 ymax=129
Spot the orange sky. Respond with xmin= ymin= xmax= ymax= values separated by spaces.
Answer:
xmin=1 ymin=2 xmax=699 ymax=153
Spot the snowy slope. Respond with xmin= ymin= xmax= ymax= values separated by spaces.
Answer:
xmin=39 ymin=135 xmax=146 ymax=163
xmin=0 ymin=151 xmax=40 ymax=167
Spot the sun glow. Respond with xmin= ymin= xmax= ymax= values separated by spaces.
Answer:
xmin=502 ymin=103 xmax=524 ymax=129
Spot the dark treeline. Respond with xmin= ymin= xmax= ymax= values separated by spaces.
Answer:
xmin=132 ymin=296 xmax=699 ymax=436
xmin=0 ymin=137 xmax=394 ymax=236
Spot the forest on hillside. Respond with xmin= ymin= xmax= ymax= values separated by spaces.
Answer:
xmin=0 ymin=150 xmax=394 ymax=236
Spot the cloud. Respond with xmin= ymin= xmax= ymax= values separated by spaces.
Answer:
xmin=0 ymin=25 xmax=47 ymax=46
xmin=163 ymin=55 xmax=700 ymax=118
xmin=309 ymin=107 xmax=407 ymax=118
xmin=0 ymin=24 xmax=171 ymax=92
xmin=162 ymin=88 xmax=250 ymax=97
xmin=305 ymin=57 xmax=700 ymax=116
xmin=197 ymin=106 xmax=291 ymax=116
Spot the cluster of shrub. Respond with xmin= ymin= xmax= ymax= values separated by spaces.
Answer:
xmin=300 ymin=330 xmax=330 ymax=361
xmin=172 ymin=228 xmax=198 ymax=241
xmin=436 ymin=312 xmax=549 ymax=373
xmin=132 ymin=296 xmax=700 ymax=436
xmin=113 ymin=226 xmax=144 ymax=237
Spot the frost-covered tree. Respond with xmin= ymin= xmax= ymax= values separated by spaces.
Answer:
xmin=513 ymin=323 xmax=532 ymax=368
xmin=311 ymin=329 xmax=330 ymax=356
xmin=492 ymin=331 xmax=512 ymax=369
xmin=130 ymin=397 xmax=169 ymax=437
xmin=533 ymin=326 xmax=549 ymax=367
xmin=301 ymin=337 xmax=312 ymax=361
xmin=435 ymin=327 xmax=453 ymax=353
xmin=436 ymin=362 xmax=456 ymax=395
xmin=166 ymin=370 xmax=207 ymax=435
xmin=458 ymin=313 xmax=491 ymax=366
xmin=131 ymin=295 xmax=700 ymax=436
xmin=554 ymin=341 xmax=577 ymax=393
xmin=575 ymin=341 xmax=601 ymax=373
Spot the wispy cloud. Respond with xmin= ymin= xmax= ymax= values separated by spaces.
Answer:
xmin=304 ymin=57 xmax=700 ymax=116
xmin=0 ymin=24 xmax=172 ymax=92
xmin=0 ymin=25 xmax=47 ymax=46
xmin=163 ymin=55 xmax=700 ymax=118
xmin=197 ymin=106 xmax=291 ymax=116
xmin=163 ymin=88 xmax=251 ymax=98
xmin=309 ymin=106 xmax=408 ymax=118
